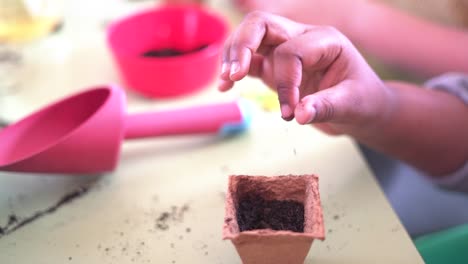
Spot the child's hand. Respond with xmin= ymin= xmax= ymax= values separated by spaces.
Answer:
xmin=219 ymin=12 xmax=394 ymax=135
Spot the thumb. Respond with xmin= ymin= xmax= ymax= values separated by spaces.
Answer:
xmin=294 ymin=84 xmax=355 ymax=124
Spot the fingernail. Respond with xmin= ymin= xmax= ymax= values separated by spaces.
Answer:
xmin=221 ymin=62 xmax=229 ymax=75
xmin=230 ymin=61 xmax=240 ymax=77
xmin=281 ymin=105 xmax=293 ymax=121
xmin=305 ymin=105 xmax=316 ymax=123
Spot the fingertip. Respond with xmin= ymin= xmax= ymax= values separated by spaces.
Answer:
xmin=294 ymin=101 xmax=316 ymax=124
xmin=218 ymin=79 xmax=234 ymax=92
xmin=229 ymin=60 xmax=246 ymax=81
xmin=229 ymin=45 xmax=252 ymax=81
xmin=220 ymin=62 xmax=230 ymax=78
xmin=277 ymin=85 xmax=299 ymax=122
xmin=229 ymin=72 xmax=245 ymax=82
xmin=220 ymin=71 xmax=231 ymax=81
xmin=280 ymin=104 xmax=294 ymax=121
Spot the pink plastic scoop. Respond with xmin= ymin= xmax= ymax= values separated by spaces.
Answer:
xmin=0 ymin=85 xmax=251 ymax=174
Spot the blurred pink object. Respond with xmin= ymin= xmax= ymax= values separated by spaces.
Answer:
xmin=0 ymin=85 xmax=251 ymax=174
xmin=164 ymin=0 xmax=205 ymax=5
xmin=107 ymin=5 xmax=229 ymax=98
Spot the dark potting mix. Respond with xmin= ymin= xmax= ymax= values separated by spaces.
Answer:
xmin=141 ymin=45 xmax=208 ymax=58
xmin=236 ymin=194 xmax=305 ymax=233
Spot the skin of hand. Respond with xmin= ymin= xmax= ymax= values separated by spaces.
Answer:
xmin=219 ymin=11 xmax=393 ymax=134
xmin=219 ymin=11 xmax=468 ymax=176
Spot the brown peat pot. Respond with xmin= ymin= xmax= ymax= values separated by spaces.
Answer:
xmin=223 ymin=175 xmax=325 ymax=264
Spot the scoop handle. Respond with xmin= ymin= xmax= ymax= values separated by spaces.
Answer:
xmin=124 ymin=100 xmax=251 ymax=140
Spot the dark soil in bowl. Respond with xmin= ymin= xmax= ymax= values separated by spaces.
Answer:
xmin=142 ymin=45 xmax=209 ymax=58
xmin=236 ymin=194 xmax=304 ymax=233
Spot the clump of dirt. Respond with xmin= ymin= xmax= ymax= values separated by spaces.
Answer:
xmin=155 ymin=204 xmax=190 ymax=231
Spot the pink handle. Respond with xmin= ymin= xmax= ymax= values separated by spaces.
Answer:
xmin=124 ymin=101 xmax=244 ymax=139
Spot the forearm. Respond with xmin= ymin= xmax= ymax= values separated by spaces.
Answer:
xmin=344 ymin=1 xmax=468 ymax=77
xmin=350 ymin=81 xmax=468 ymax=176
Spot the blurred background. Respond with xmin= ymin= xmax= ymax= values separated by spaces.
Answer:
xmin=0 ymin=0 xmax=467 ymax=125
xmin=382 ymin=0 xmax=468 ymax=28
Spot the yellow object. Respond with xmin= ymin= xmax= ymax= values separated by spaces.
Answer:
xmin=241 ymin=88 xmax=280 ymax=112
xmin=0 ymin=0 xmax=62 ymax=43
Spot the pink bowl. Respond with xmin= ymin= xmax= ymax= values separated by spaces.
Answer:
xmin=107 ymin=5 xmax=229 ymax=98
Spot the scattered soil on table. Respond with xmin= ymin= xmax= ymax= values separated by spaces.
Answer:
xmin=0 ymin=119 xmax=9 ymax=128
xmin=156 ymin=213 xmax=170 ymax=230
xmin=236 ymin=194 xmax=304 ymax=232
xmin=0 ymin=186 xmax=90 ymax=238
xmin=141 ymin=45 xmax=208 ymax=58
xmin=155 ymin=204 xmax=190 ymax=231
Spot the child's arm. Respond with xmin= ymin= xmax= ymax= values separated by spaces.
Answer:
xmin=348 ymin=80 xmax=468 ymax=176
xmin=344 ymin=1 xmax=468 ymax=77
xmin=219 ymin=12 xmax=468 ymax=177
